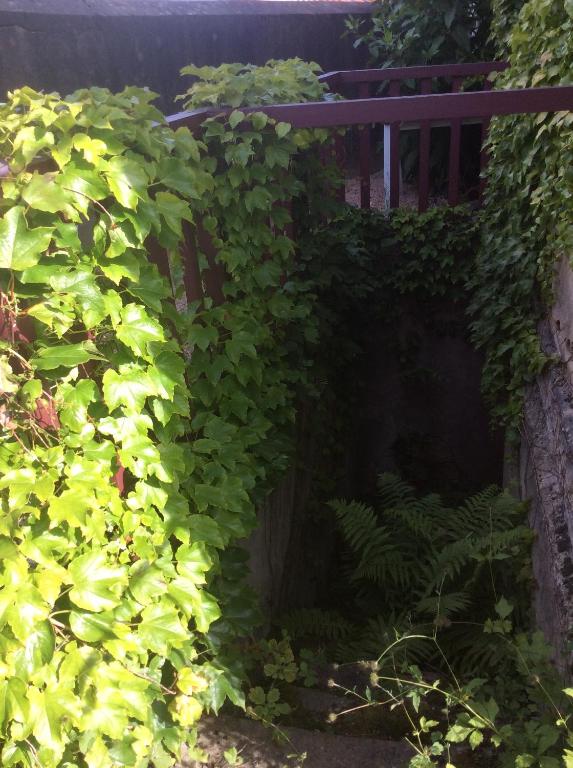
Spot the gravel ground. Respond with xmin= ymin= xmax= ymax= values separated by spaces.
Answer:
xmin=345 ymin=171 xmax=445 ymax=210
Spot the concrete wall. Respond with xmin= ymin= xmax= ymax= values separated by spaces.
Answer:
xmin=249 ymin=297 xmax=505 ymax=619
xmin=0 ymin=0 xmax=370 ymax=113
xmin=351 ymin=303 xmax=504 ymax=502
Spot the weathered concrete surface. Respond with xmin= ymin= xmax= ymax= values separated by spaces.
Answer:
xmin=192 ymin=715 xmax=411 ymax=768
xmin=247 ymin=298 xmax=505 ymax=620
xmin=520 ymin=255 xmax=573 ymax=674
xmin=0 ymin=0 xmax=369 ymax=112
xmin=245 ymin=403 xmax=335 ymax=620
xmin=351 ymin=304 xmax=504 ymax=500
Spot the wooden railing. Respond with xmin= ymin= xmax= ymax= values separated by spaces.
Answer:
xmin=168 ymin=61 xmax=573 ymax=214
xmin=318 ymin=61 xmax=508 ymax=210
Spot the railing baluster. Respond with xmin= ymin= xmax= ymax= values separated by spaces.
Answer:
xmin=282 ymin=198 xmax=294 ymax=243
xmin=358 ymin=82 xmax=371 ymax=209
xmin=182 ymin=221 xmax=204 ymax=305
xmin=384 ymin=80 xmax=401 ymax=210
xmin=448 ymin=77 xmax=464 ymax=206
xmin=147 ymin=237 xmax=172 ymax=284
xmin=333 ymin=131 xmax=346 ymax=203
xmin=418 ymin=78 xmax=432 ymax=213
xmin=196 ymin=218 xmax=226 ymax=306
xmin=480 ymin=78 xmax=493 ymax=202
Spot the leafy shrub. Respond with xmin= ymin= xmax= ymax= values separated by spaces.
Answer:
xmin=346 ymin=0 xmax=493 ymax=70
xmin=331 ymin=604 xmax=573 ymax=768
xmin=179 ymin=58 xmax=328 ymax=109
xmin=0 ymin=85 xmax=220 ymax=768
xmin=0 ymin=58 xmax=335 ymax=767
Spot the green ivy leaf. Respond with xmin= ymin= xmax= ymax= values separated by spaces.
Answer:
xmin=188 ymin=515 xmax=226 ymax=548
xmin=69 ymin=611 xmax=116 ymax=642
xmin=129 ymin=561 xmax=168 ymax=605
xmin=104 ymin=155 xmax=148 ymax=209
xmin=154 ymin=191 xmax=193 ymax=236
xmin=102 ymin=365 xmax=155 ymax=412
xmin=12 ymin=620 xmax=55 ymax=679
xmin=188 ymin=323 xmax=218 ymax=351
xmin=0 ymin=206 xmax=53 ymax=270
xmin=275 ymin=122 xmax=291 ymax=139
xmin=68 ymin=551 xmax=128 ymax=612
xmin=22 ymin=173 xmax=73 ymax=213
xmin=31 ymin=340 xmax=104 ymax=370
xmin=137 ymin=602 xmax=188 ymax=655
xmin=116 ymin=303 xmax=165 ymax=357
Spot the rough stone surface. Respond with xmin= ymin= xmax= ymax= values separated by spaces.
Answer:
xmin=192 ymin=715 xmax=411 ymax=768
xmin=520 ymin=255 xmax=573 ymax=674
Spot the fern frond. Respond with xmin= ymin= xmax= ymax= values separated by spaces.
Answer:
xmin=415 ymin=590 xmax=472 ymax=619
xmin=418 ymin=537 xmax=479 ymax=595
xmin=329 ymin=499 xmax=380 ymax=557
xmin=377 ymin=473 xmax=417 ymax=509
xmin=279 ymin=608 xmax=353 ymax=642
xmin=439 ymin=624 xmax=507 ymax=676
xmin=355 ymin=547 xmax=414 ymax=589
xmin=336 ymin=613 xmax=433 ymax=666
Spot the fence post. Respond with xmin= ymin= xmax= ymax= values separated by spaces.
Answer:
xmin=147 ymin=237 xmax=172 ymax=284
xmin=333 ymin=131 xmax=346 ymax=203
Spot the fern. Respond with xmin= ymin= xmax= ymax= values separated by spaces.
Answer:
xmin=329 ymin=499 xmax=384 ymax=558
xmin=376 ymin=472 xmax=417 ymax=509
xmin=415 ymin=590 xmax=472 ymax=619
xmin=280 ymin=608 xmax=353 ymax=642
xmin=318 ymin=474 xmax=531 ymax=671
xmin=336 ymin=613 xmax=433 ymax=667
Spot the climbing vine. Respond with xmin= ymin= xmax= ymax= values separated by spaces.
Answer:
xmin=469 ymin=0 xmax=573 ymax=425
xmin=0 ymin=59 xmax=334 ymax=767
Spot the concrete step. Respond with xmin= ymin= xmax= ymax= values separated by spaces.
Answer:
xmin=190 ymin=714 xmax=412 ymax=768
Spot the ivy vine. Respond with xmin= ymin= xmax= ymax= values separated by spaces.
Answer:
xmin=0 ymin=59 xmax=333 ymax=768
xmin=469 ymin=0 xmax=573 ymax=425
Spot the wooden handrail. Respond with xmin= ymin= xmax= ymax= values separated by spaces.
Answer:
xmin=168 ymin=86 xmax=573 ymax=131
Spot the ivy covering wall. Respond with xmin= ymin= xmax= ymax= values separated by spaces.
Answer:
xmin=469 ymin=0 xmax=573 ymax=425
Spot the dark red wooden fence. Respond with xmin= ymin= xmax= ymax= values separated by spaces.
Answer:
xmin=166 ymin=61 xmax=573 ymax=304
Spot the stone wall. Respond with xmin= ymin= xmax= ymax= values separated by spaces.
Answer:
xmin=519 ymin=255 xmax=573 ymax=674
xmin=0 ymin=0 xmax=370 ymax=112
